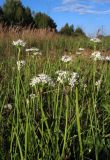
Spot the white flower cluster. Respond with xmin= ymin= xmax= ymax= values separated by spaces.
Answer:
xmin=95 ymin=80 xmax=101 ymax=87
xmin=91 ymin=51 xmax=102 ymax=61
xmin=84 ymin=84 xmax=87 ymax=89
xmin=30 ymin=93 xmax=36 ymax=99
xmin=69 ymin=72 xmax=79 ymax=88
xmin=30 ymin=71 xmax=79 ymax=88
xmin=26 ymin=47 xmax=42 ymax=56
xmin=13 ymin=39 xmax=26 ymax=47
xmin=90 ymin=38 xmax=101 ymax=43
xmin=17 ymin=60 xmax=25 ymax=71
xmin=30 ymin=73 xmax=55 ymax=87
xmin=61 ymin=55 xmax=72 ymax=62
xmin=91 ymin=51 xmax=110 ymax=61
xmin=26 ymin=48 xmax=39 ymax=52
xmin=56 ymin=70 xmax=79 ymax=87
xmin=56 ymin=70 xmax=69 ymax=84
xmin=76 ymin=47 xmax=84 ymax=55
xmin=78 ymin=48 xmax=84 ymax=51
xmin=76 ymin=51 xmax=82 ymax=55
xmin=4 ymin=104 xmax=12 ymax=110
xmin=104 ymin=56 xmax=110 ymax=61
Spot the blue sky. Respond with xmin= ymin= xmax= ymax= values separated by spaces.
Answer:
xmin=0 ymin=0 xmax=110 ymax=35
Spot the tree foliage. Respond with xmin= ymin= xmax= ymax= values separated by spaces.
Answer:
xmin=74 ymin=27 xmax=86 ymax=37
xmin=0 ymin=7 xmax=3 ymax=23
xmin=0 ymin=1 xmax=57 ymax=30
xmin=59 ymin=23 xmax=86 ymax=37
xmin=34 ymin=12 xmax=57 ymax=30
xmin=24 ymin=7 xmax=34 ymax=26
xmin=60 ymin=23 xmax=74 ymax=35
xmin=2 ymin=0 xmax=34 ymax=26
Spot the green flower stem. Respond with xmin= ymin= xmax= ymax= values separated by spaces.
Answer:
xmin=18 ymin=47 xmax=21 ymax=61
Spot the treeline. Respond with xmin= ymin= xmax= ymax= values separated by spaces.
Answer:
xmin=60 ymin=23 xmax=86 ymax=36
xmin=0 ymin=0 xmax=86 ymax=36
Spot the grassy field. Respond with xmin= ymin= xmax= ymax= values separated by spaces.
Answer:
xmin=0 ymin=30 xmax=110 ymax=160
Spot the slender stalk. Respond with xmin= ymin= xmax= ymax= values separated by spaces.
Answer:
xmin=75 ymin=87 xmax=83 ymax=160
xmin=61 ymin=95 xmax=69 ymax=159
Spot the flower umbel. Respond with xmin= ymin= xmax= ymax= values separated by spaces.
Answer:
xmin=17 ymin=60 xmax=25 ymax=71
xmin=56 ymin=70 xmax=69 ymax=84
xmin=76 ymin=51 xmax=82 ymax=55
xmin=78 ymin=48 xmax=84 ymax=51
xmin=30 ymin=73 xmax=55 ymax=87
xmin=13 ymin=39 xmax=26 ymax=47
xmin=26 ymin=48 xmax=39 ymax=52
xmin=90 ymin=38 xmax=101 ymax=43
xmin=61 ymin=55 xmax=72 ymax=63
xmin=104 ymin=56 xmax=110 ymax=61
xmin=69 ymin=72 xmax=79 ymax=88
xmin=95 ymin=80 xmax=101 ymax=87
xmin=91 ymin=51 xmax=103 ymax=61
xmin=4 ymin=104 xmax=12 ymax=110
xmin=26 ymin=48 xmax=42 ymax=56
xmin=30 ymin=93 xmax=36 ymax=99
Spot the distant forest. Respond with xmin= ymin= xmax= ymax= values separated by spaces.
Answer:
xmin=0 ymin=0 xmax=86 ymax=36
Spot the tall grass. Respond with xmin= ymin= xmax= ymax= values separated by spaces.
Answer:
xmin=0 ymin=29 xmax=110 ymax=159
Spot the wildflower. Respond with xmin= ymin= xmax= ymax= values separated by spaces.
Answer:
xmin=94 ymin=102 xmax=97 ymax=108
xmin=17 ymin=60 xmax=25 ymax=71
xmin=56 ymin=70 xmax=69 ymax=84
xmin=104 ymin=56 xmax=110 ymax=61
xmin=4 ymin=104 xmax=12 ymax=110
xmin=61 ymin=55 xmax=72 ymax=63
xmin=91 ymin=51 xmax=102 ymax=61
xmin=26 ymin=48 xmax=39 ymax=52
xmin=26 ymin=48 xmax=42 ymax=56
xmin=95 ymin=80 xmax=101 ymax=86
xmin=26 ymin=99 xmax=29 ymax=105
xmin=84 ymin=84 xmax=87 ymax=89
xmin=76 ymin=51 xmax=82 ymax=55
xmin=56 ymin=70 xmax=69 ymax=76
xmin=30 ymin=73 xmax=55 ymax=87
xmin=90 ymin=38 xmax=101 ymax=43
xmin=13 ymin=39 xmax=26 ymax=47
xmin=78 ymin=48 xmax=84 ymax=51
xmin=30 ymin=77 xmax=40 ymax=87
xmin=69 ymin=72 xmax=79 ymax=88
xmin=33 ymin=51 xmax=42 ymax=56
xmin=30 ymin=94 xmax=36 ymax=99
xmin=56 ymin=70 xmax=79 ymax=86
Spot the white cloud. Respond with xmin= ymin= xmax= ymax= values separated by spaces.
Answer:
xmin=62 ymin=0 xmax=75 ymax=4
xmin=63 ymin=0 xmax=110 ymax=3
xmin=93 ymin=0 xmax=110 ymax=2
xmin=54 ymin=0 xmax=110 ymax=14
xmin=55 ymin=4 xmax=92 ymax=13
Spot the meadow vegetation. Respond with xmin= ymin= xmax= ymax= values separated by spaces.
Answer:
xmin=0 ymin=27 xmax=110 ymax=160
